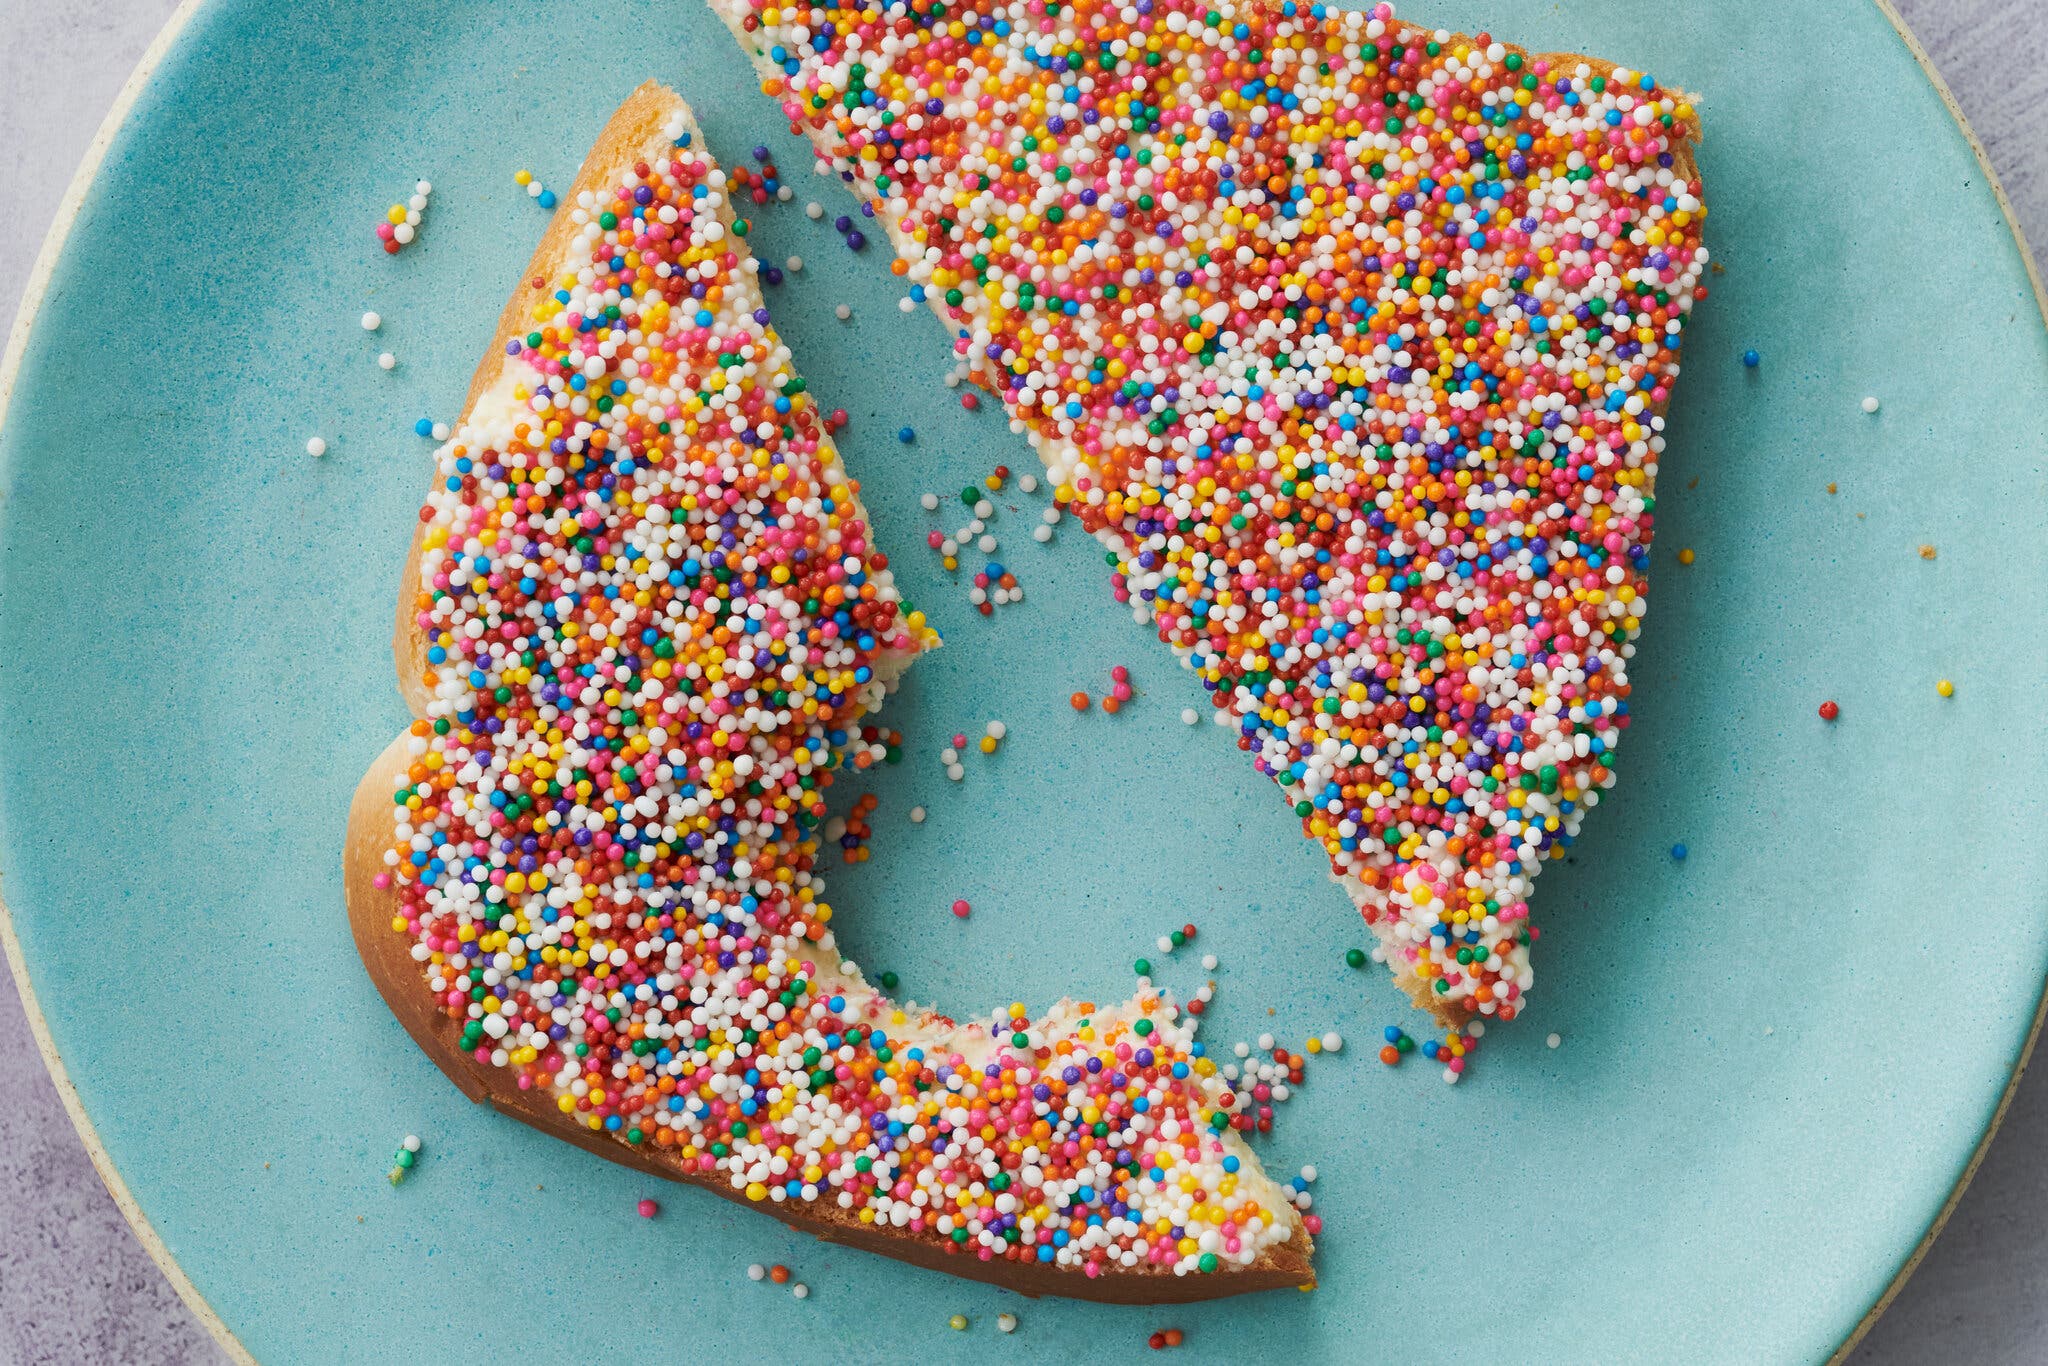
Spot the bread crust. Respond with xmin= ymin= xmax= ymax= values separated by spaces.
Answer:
xmin=347 ymin=82 xmax=1313 ymax=1303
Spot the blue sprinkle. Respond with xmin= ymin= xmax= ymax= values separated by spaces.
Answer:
xmin=1742 ymin=349 xmax=1760 ymax=368
xmin=897 ymin=426 xmax=915 ymax=443
xmin=414 ymin=418 xmax=434 ymax=437
xmin=1671 ymin=842 xmax=1688 ymax=860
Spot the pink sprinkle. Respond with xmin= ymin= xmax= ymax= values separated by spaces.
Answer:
xmin=637 ymin=1198 xmax=660 ymax=1218
xmin=952 ymin=899 xmax=972 ymax=918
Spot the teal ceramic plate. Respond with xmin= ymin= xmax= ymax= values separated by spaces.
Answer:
xmin=3 ymin=0 xmax=2043 ymax=1360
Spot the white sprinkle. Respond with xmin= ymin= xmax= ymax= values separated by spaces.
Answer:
xmin=786 ymin=255 xmax=804 ymax=272
xmin=1257 ymin=1032 xmax=1274 ymax=1051
xmin=415 ymin=179 xmax=431 ymax=196
xmin=393 ymin=222 xmax=415 ymax=245
xmin=1018 ymin=474 xmax=1038 ymax=493
xmin=361 ymin=311 xmax=382 ymax=331
xmin=1041 ymin=507 xmax=1061 ymax=524
xmin=974 ymin=499 xmax=994 ymax=518
xmin=402 ymin=1134 xmax=421 ymax=1152
xmin=1032 ymin=525 xmax=1053 ymax=543
xmin=1444 ymin=1068 xmax=1461 ymax=1084
xmin=946 ymin=763 xmax=966 ymax=781
xmin=1861 ymin=395 xmax=1880 ymax=413
xmin=1233 ymin=1041 xmax=1251 ymax=1058
xmin=1320 ymin=1031 xmax=1342 ymax=1053
xmin=747 ymin=1264 xmax=767 ymax=1281
xmin=1157 ymin=936 xmax=1173 ymax=953
xmin=432 ymin=422 xmax=450 ymax=440
xmin=791 ymin=1283 xmax=809 ymax=1300
xmin=378 ymin=352 xmax=396 ymax=370
xmin=835 ymin=304 xmax=852 ymax=320
xmin=1546 ymin=1033 xmax=1561 ymax=1049
xmin=777 ymin=185 xmax=793 ymax=202
xmin=985 ymin=720 xmax=1006 ymax=740
xmin=305 ymin=437 xmax=328 ymax=457
xmin=997 ymin=1313 xmax=1017 ymax=1334
xmin=1201 ymin=954 xmax=1218 ymax=970
xmin=939 ymin=747 xmax=959 ymax=764
xmin=977 ymin=534 xmax=997 ymax=553
xmin=1466 ymin=1020 xmax=1484 ymax=1038
xmin=909 ymin=806 xmax=926 ymax=823
xmin=920 ymin=492 xmax=939 ymax=511
xmin=1180 ymin=707 xmax=1199 ymax=725
xmin=1299 ymin=1164 xmax=1317 ymax=1182
xmin=899 ymin=297 xmax=917 ymax=313
xmin=806 ymin=201 xmax=824 ymax=219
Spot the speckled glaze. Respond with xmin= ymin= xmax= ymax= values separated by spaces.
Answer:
xmin=0 ymin=0 xmax=2043 ymax=1360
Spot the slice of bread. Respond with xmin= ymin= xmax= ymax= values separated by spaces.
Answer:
xmin=705 ymin=0 xmax=1708 ymax=1045
xmin=346 ymin=82 xmax=1312 ymax=1302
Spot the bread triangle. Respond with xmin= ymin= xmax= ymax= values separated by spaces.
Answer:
xmin=707 ymin=0 xmax=1708 ymax=1044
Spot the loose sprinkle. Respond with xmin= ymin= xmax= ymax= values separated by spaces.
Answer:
xmin=1741 ymin=349 xmax=1760 ymax=368
xmin=513 ymin=169 xmax=558 ymax=210
xmin=375 ymin=180 xmax=431 ymax=253
xmin=362 ymin=311 xmax=382 ymax=331
xmin=791 ymin=1283 xmax=810 ymax=1300
xmin=386 ymin=1134 xmax=421 ymax=1185
xmin=1677 ymin=548 xmax=1694 ymax=565
xmin=637 ymin=1198 xmax=659 ymax=1218
xmin=378 ymin=352 xmax=396 ymax=371
xmin=1670 ymin=842 xmax=1687 ymax=860
xmin=949 ymin=1315 xmax=970 ymax=1332
xmin=1862 ymin=395 xmax=1882 ymax=413
xmin=1937 ymin=679 xmax=1955 ymax=697
xmin=1148 ymin=1328 xmax=1186 ymax=1349
xmin=769 ymin=1265 xmax=791 ymax=1285
xmin=997 ymin=1313 xmax=1018 ymax=1333
xmin=1819 ymin=700 xmax=1840 ymax=722
xmin=1919 ymin=544 xmax=1938 ymax=560
xmin=1546 ymin=1033 xmax=1562 ymax=1049
xmin=305 ymin=437 xmax=328 ymax=458
xmin=747 ymin=1264 xmax=767 ymax=1282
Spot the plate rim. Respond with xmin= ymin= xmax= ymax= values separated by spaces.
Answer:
xmin=0 ymin=1 xmax=2040 ymax=1360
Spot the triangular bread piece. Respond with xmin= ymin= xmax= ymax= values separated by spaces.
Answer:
xmin=708 ymin=0 xmax=1708 ymax=1038
xmin=346 ymin=82 xmax=1311 ymax=1301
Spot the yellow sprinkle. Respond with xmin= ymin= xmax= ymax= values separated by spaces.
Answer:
xmin=514 ymin=169 xmax=532 ymax=185
xmin=1937 ymin=679 xmax=1955 ymax=697
xmin=1918 ymin=544 xmax=1937 ymax=560
xmin=1676 ymin=547 xmax=1695 ymax=565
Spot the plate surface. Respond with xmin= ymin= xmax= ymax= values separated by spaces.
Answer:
xmin=2 ymin=0 xmax=2044 ymax=1360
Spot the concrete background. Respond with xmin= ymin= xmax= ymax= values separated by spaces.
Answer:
xmin=2 ymin=0 xmax=2042 ymax=1360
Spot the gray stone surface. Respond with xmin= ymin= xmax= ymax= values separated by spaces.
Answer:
xmin=0 ymin=0 xmax=2041 ymax=1361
